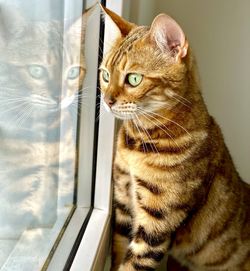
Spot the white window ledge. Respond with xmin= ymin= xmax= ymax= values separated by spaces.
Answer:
xmin=47 ymin=207 xmax=90 ymax=271
xmin=70 ymin=209 xmax=111 ymax=271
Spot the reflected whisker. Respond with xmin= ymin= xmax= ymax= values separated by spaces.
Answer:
xmin=95 ymin=107 xmax=106 ymax=121
xmin=69 ymin=105 xmax=82 ymax=117
xmin=0 ymin=100 xmax=30 ymax=117
xmin=0 ymin=98 xmax=29 ymax=106
xmin=15 ymin=105 xmax=34 ymax=128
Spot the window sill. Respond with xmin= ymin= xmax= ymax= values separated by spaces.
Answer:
xmin=47 ymin=207 xmax=90 ymax=271
xmin=1 ymin=207 xmax=76 ymax=271
xmin=70 ymin=209 xmax=111 ymax=271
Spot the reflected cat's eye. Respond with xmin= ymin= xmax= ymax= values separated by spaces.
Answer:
xmin=28 ymin=65 xmax=46 ymax=79
xmin=127 ymin=73 xmax=143 ymax=87
xmin=68 ymin=66 xmax=82 ymax=80
xmin=102 ymin=69 xmax=110 ymax=83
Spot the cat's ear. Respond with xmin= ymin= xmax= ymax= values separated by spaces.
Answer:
xmin=0 ymin=6 xmax=26 ymax=44
xmin=66 ymin=5 xmax=96 ymax=39
xmin=149 ymin=14 xmax=188 ymax=61
xmin=100 ymin=4 xmax=135 ymax=41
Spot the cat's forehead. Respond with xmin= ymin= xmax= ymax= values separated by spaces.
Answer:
xmin=2 ymin=19 xmax=84 ymax=65
xmin=103 ymin=26 xmax=149 ymax=68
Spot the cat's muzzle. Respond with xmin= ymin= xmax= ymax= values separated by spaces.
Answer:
xmin=110 ymin=103 xmax=137 ymax=120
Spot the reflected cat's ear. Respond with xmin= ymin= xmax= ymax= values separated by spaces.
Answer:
xmin=66 ymin=11 xmax=87 ymax=39
xmin=66 ymin=4 xmax=97 ymax=40
xmin=100 ymin=4 xmax=135 ymax=42
xmin=0 ymin=6 xmax=26 ymax=44
xmin=149 ymin=14 xmax=188 ymax=61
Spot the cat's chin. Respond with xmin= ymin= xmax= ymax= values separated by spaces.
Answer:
xmin=111 ymin=111 xmax=135 ymax=120
xmin=103 ymin=102 xmax=136 ymax=120
xmin=61 ymin=95 xmax=75 ymax=109
xmin=109 ymin=103 xmax=138 ymax=120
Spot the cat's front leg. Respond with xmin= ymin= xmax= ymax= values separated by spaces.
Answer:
xmin=117 ymin=177 xmax=188 ymax=271
xmin=117 ymin=225 xmax=170 ymax=271
xmin=111 ymin=163 xmax=133 ymax=270
xmin=118 ymin=188 xmax=171 ymax=271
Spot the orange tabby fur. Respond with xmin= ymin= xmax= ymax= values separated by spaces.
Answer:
xmin=99 ymin=6 xmax=250 ymax=271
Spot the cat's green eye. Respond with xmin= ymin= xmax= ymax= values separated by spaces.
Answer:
xmin=68 ymin=66 xmax=81 ymax=80
xmin=102 ymin=70 xmax=110 ymax=83
xmin=28 ymin=65 xmax=46 ymax=79
xmin=127 ymin=73 xmax=143 ymax=87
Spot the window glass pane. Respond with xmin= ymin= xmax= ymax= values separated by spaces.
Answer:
xmin=0 ymin=0 xmax=95 ymax=269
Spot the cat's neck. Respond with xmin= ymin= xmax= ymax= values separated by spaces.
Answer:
xmin=123 ymin=95 xmax=209 ymax=141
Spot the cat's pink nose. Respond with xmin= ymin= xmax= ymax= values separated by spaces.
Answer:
xmin=104 ymin=95 xmax=116 ymax=108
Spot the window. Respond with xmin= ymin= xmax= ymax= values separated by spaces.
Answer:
xmin=0 ymin=0 xmax=116 ymax=270
xmin=0 ymin=0 xmax=122 ymax=269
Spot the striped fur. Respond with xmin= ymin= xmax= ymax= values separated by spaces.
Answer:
xmin=100 ymin=8 xmax=250 ymax=271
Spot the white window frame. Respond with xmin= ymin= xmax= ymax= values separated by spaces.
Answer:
xmin=47 ymin=1 xmax=123 ymax=270
xmin=69 ymin=0 xmax=122 ymax=269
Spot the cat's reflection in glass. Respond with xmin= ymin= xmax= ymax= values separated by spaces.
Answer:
xmin=0 ymin=3 xmax=87 ymax=264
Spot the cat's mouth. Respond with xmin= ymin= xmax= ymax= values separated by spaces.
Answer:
xmin=110 ymin=103 xmax=137 ymax=120
xmin=31 ymin=95 xmax=58 ymax=110
xmin=31 ymin=94 xmax=75 ymax=111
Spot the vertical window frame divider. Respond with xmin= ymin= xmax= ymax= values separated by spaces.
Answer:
xmin=69 ymin=1 xmax=124 ymax=270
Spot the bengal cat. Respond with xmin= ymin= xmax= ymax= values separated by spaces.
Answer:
xmin=0 ymin=5 xmax=87 ymax=244
xmin=99 ymin=6 xmax=250 ymax=271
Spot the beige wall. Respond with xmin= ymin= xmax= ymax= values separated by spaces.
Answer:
xmin=126 ymin=0 xmax=250 ymax=181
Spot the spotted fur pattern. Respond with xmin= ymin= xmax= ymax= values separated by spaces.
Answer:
xmin=99 ymin=7 xmax=250 ymax=271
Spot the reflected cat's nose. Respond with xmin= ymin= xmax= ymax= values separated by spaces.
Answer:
xmin=104 ymin=95 xmax=116 ymax=108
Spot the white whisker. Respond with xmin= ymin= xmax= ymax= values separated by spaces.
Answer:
xmin=136 ymin=108 xmax=181 ymax=150
xmin=0 ymin=100 xmax=30 ymax=117
xmin=137 ymin=108 xmax=174 ymax=137
xmin=133 ymin=115 xmax=147 ymax=153
xmin=124 ymin=120 xmax=129 ymax=146
xmin=141 ymin=108 xmax=191 ymax=137
xmin=0 ymin=97 xmax=29 ymax=105
xmin=167 ymin=93 xmax=191 ymax=108
xmin=69 ymin=105 xmax=81 ymax=117
xmin=135 ymin=115 xmax=159 ymax=154
xmin=95 ymin=107 xmax=106 ymax=121
xmin=15 ymin=105 xmax=34 ymax=128
xmin=173 ymin=92 xmax=192 ymax=105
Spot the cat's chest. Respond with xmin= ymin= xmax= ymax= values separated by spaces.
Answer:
xmin=117 ymin=144 xmax=147 ymax=176
xmin=116 ymin=137 xmax=183 ymax=182
xmin=0 ymin=110 xmax=76 ymax=172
